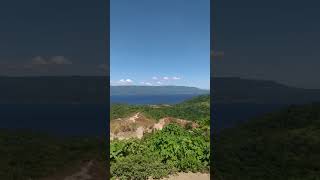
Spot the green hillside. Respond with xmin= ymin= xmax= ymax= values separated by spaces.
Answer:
xmin=111 ymin=95 xmax=210 ymax=124
xmin=110 ymin=95 xmax=210 ymax=179
xmin=0 ymin=131 xmax=106 ymax=179
xmin=213 ymin=103 xmax=320 ymax=180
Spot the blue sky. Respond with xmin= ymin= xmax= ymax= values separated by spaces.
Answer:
xmin=110 ymin=0 xmax=210 ymax=89
xmin=214 ymin=0 xmax=320 ymax=89
xmin=0 ymin=0 xmax=107 ymax=76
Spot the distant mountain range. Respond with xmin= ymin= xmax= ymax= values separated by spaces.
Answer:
xmin=0 ymin=76 xmax=108 ymax=104
xmin=111 ymin=86 xmax=209 ymax=96
xmin=0 ymin=76 xmax=320 ymax=104
xmin=213 ymin=77 xmax=320 ymax=104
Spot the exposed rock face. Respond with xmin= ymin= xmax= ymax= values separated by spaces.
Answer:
xmin=136 ymin=127 xmax=145 ymax=139
xmin=153 ymin=117 xmax=199 ymax=130
xmin=110 ymin=113 xmax=154 ymax=140
xmin=110 ymin=113 xmax=199 ymax=141
xmin=128 ymin=112 xmax=140 ymax=123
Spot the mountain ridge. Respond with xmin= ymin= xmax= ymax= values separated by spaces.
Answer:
xmin=0 ymin=76 xmax=320 ymax=104
xmin=111 ymin=85 xmax=209 ymax=96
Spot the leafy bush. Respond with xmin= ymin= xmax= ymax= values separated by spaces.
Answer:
xmin=110 ymin=124 xmax=210 ymax=179
xmin=111 ymin=154 xmax=176 ymax=180
xmin=110 ymin=95 xmax=210 ymax=179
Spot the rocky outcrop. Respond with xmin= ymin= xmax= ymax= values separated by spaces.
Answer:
xmin=153 ymin=117 xmax=199 ymax=130
xmin=110 ymin=113 xmax=199 ymax=141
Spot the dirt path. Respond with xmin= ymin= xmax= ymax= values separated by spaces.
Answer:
xmin=161 ymin=173 xmax=210 ymax=180
xmin=128 ymin=112 xmax=140 ymax=123
xmin=43 ymin=160 xmax=107 ymax=180
xmin=63 ymin=161 xmax=93 ymax=180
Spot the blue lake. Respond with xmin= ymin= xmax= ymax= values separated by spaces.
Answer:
xmin=0 ymin=104 xmax=108 ymax=137
xmin=213 ymin=103 xmax=285 ymax=132
xmin=110 ymin=94 xmax=199 ymax=105
xmin=0 ymin=95 xmax=287 ymax=136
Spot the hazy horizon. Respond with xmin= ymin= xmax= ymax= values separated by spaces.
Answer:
xmin=0 ymin=75 xmax=320 ymax=90
xmin=2 ymin=75 xmax=320 ymax=90
xmin=110 ymin=84 xmax=210 ymax=90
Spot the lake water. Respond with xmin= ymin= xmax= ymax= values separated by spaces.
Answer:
xmin=0 ymin=104 xmax=108 ymax=137
xmin=213 ymin=103 xmax=285 ymax=132
xmin=0 ymin=95 xmax=287 ymax=137
xmin=110 ymin=94 xmax=199 ymax=105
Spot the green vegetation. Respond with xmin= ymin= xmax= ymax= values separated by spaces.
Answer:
xmin=111 ymin=124 xmax=210 ymax=179
xmin=213 ymin=103 xmax=320 ymax=180
xmin=0 ymin=130 xmax=106 ymax=179
xmin=111 ymin=95 xmax=210 ymax=124
xmin=110 ymin=95 xmax=210 ymax=179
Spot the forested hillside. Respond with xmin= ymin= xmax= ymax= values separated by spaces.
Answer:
xmin=111 ymin=95 xmax=210 ymax=125
xmin=0 ymin=131 xmax=106 ymax=179
xmin=213 ymin=103 xmax=320 ymax=180
xmin=110 ymin=95 xmax=210 ymax=179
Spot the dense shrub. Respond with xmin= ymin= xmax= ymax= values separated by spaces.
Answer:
xmin=110 ymin=95 xmax=210 ymax=179
xmin=110 ymin=124 xmax=210 ymax=179
xmin=111 ymin=154 xmax=176 ymax=180
xmin=110 ymin=95 xmax=210 ymax=123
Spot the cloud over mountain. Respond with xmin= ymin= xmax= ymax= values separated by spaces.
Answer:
xmin=31 ymin=56 xmax=72 ymax=65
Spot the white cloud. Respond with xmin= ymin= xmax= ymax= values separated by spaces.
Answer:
xmin=116 ymin=78 xmax=134 ymax=85
xmin=172 ymin=76 xmax=181 ymax=80
xmin=157 ymin=81 xmax=162 ymax=84
xmin=31 ymin=56 xmax=48 ymax=65
xmin=163 ymin=77 xmax=169 ymax=80
xmin=145 ymin=82 xmax=152 ymax=86
xmin=31 ymin=56 xmax=72 ymax=65
xmin=152 ymin=76 xmax=158 ymax=80
xmin=50 ymin=56 xmax=72 ymax=65
xmin=126 ymin=79 xmax=133 ymax=83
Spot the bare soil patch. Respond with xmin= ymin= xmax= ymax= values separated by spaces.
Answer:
xmin=149 ymin=172 xmax=209 ymax=180
xmin=110 ymin=112 xmax=199 ymax=140
xmin=42 ymin=160 xmax=107 ymax=180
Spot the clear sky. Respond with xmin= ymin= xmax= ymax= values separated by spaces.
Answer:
xmin=110 ymin=0 xmax=210 ymax=89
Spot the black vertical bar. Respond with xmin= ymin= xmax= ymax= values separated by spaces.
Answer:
xmin=210 ymin=0 xmax=215 ymax=179
xmin=106 ymin=0 xmax=111 ymax=179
